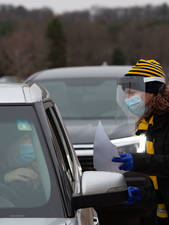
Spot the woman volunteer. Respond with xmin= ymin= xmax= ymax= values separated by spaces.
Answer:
xmin=112 ymin=59 xmax=169 ymax=224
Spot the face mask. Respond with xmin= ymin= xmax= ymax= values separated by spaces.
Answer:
xmin=125 ymin=94 xmax=146 ymax=116
xmin=18 ymin=144 xmax=36 ymax=166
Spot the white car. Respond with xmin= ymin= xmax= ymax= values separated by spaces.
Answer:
xmin=0 ymin=83 xmax=128 ymax=224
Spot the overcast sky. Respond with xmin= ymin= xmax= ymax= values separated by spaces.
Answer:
xmin=0 ymin=0 xmax=168 ymax=13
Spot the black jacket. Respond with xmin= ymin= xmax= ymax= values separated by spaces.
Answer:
xmin=132 ymin=112 xmax=169 ymax=212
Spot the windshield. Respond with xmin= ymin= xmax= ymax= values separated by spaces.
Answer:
xmin=0 ymin=106 xmax=64 ymax=217
xmin=39 ymin=78 xmax=126 ymax=119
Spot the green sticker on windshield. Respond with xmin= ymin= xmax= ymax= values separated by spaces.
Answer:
xmin=17 ymin=120 xmax=32 ymax=131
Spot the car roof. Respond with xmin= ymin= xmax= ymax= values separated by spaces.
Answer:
xmin=26 ymin=65 xmax=132 ymax=81
xmin=0 ymin=83 xmax=49 ymax=103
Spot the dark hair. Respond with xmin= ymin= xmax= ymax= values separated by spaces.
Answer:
xmin=136 ymin=84 xmax=169 ymax=127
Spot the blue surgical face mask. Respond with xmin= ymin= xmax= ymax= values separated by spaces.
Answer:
xmin=125 ymin=94 xmax=147 ymax=116
xmin=18 ymin=144 xmax=36 ymax=166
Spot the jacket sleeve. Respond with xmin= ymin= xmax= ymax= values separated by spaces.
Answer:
xmin=124 ymin=172 xmax=157 ymax=204
xmin=132 ymin=153 xmax=169 ymax=178
xmin=140 ymin=176 xmax=158 ymax=204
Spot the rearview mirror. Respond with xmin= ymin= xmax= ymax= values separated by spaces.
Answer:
xmin=72 ymin=171 xmax=128 ymax=211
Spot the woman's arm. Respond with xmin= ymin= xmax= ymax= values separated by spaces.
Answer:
xmin=132 ymin=153 xmax=169 ymax=178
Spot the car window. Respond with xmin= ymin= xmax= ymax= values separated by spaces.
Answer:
xmin=38 ymin=78 xmax=126 ymax=119
xmin=52 ymin=106 xmax=75 ymax=167
xmin=46 ymin=106 xmax=74 ymax=185
xmin=0 ymin=106 xmax=65 ymax=217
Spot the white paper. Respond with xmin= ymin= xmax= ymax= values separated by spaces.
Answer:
xmin=93 ymin=121 xmax=125 ymax=174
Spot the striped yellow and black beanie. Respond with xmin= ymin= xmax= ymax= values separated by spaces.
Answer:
xmin=124 ymin=59 xmax=166 ymax=94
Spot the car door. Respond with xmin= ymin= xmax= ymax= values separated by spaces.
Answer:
xmin=44 ymin=101 xmax=96 ymax=225
xmin=0 ymin=104 xmax=74 ymax=224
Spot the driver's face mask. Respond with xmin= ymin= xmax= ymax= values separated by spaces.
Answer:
xmin=125 ymin=94 xmax=147 ymax=116
xmin=17 ymin=144 xmax=36 ymax=166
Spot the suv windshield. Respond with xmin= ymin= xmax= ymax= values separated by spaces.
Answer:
xmin=0 ymin=106 xmax=64 ymax=217
xmin=39 ymin=78 xmax=126 ymax=119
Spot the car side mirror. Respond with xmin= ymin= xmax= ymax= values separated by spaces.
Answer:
xmin=72 ymin=171 xmax=128 ymax=211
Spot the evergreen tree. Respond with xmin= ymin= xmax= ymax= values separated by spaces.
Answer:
xmin=0 ymin=22 xmax=13 ymax=37
xmin=47 ymin=17 xmax=67 ymax=68
xmin=112 ymin=47 xmax=126 ymax=65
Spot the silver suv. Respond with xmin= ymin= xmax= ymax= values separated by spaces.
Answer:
xmin=26 ymin=66 xmax=145 ymax=171
xmin=0 ymin=83 xmax=128 ymax=224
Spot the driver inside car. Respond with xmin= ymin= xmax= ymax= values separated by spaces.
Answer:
xmin=4 ymin=134 xmax=39 ymax=187
xmin=0 ymin=130 xmax=45 ymax=207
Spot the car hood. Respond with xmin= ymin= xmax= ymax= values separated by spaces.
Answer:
xmin=64 ymin=119 xmax=135 ymax=144
xmin=0 ymin=218 xmax=75 ymax=225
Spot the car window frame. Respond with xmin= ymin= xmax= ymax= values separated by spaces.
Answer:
xmin=0 ymin=103 xmax=67 ymax=218
xmin=44 ymin=101 xmax=75 ymax=182
xmin=35 ymin=102 xmax=77 ymax=217
xmin=42 ymin=101 xmax=76 ymax=214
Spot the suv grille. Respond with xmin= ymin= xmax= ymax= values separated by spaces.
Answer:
xmin=78 ymin=155 xmax=94 ymax=171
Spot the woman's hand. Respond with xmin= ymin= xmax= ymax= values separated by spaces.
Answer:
xmin=112 ymin=153 xmax=134 ymax=171
xmin=125 ymin=186 xmax=141 ymax=205
xmin=4 ymin=168 xmax=38 ymax=183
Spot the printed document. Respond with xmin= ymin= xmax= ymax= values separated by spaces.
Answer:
xmin=93 ymin=121 xmax=125 ymax=174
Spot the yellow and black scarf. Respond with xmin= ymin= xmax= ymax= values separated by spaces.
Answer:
xmin=137 ymin=116 xmax=168 ymax=218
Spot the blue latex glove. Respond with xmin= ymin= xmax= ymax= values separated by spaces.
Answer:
xmin=112 ymin=153 xmax=134 ymax=171
xmin=125 ymin=186 xmax=141 ymax=205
